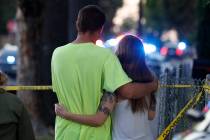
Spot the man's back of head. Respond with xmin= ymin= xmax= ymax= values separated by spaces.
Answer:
xmin=76 ymin=5 xmax=106 ymax=33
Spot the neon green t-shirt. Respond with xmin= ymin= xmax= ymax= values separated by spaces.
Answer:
xmin=51 ymin=42 xmax=131 ymax=140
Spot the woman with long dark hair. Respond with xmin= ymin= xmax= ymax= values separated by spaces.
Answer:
xmin=55 ymin=35 xmax=157 ymax=140
xmin=112 ymin=35 xmax=156 ymax=140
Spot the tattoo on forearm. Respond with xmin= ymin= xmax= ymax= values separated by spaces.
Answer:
xmin=97 ymin=92 xmax=116 ymax=115
xmin=101 ymin=92 xmax=115 ymax=103
xmin=98 ymin=106 xmax=111 ymax=115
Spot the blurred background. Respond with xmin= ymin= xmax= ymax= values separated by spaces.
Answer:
xmin=0 ymin=0 xmax=210 ymax=139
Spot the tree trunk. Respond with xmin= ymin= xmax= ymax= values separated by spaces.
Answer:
xmin=16 ymin=0 xmax=99 ymax=137
xmin=137 ymin=0 xmax=144 ymax=36
xmin=37 ymin=0 xmax=69 ymax=130
xmin=16 ymin=0 xmax=45 ymax=135
xmin=16 ymin=0 xmax=68 ymax=136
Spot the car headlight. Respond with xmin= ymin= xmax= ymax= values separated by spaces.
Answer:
xmin=7 ymin=56 xmax=15 ymax=64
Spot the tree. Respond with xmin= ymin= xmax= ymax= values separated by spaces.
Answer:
xmin=197 ymin=0 xmax=210 ymax=59
xmin=17 ymin=0 xmax=68 ymax=135
xmin=162 ymin=0 xmax=197 ymax=42
xmin=144 ymin=0 xmax=166 ymax=33
xmin=98 ymin=0 xmax=122 ymax=39
xmin=17 ymin=0 xmax=69 ymax=135
xmin=17 ymin=0 xmax=102 ymax=136
xmin=144 ymin=0 xmax=197 ymax=43
xmin=0 ymin=0 xmax=17 ymax=34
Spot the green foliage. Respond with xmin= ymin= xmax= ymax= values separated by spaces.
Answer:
xmin=144 ymin=0 xmax=197 ymax=42
xmin=144 ymin=0 xmax=166 ymax=32
xmin=99 ymin=0 xmax=122 ymax=21
xmin=0 ymin=0 xmax=17 ymax=34
xmin=99 ymin=0 xmax=122 ymax=38
xmin=121 ymin=18 xmax=137 ymax=32
xmin=144 ymin=0 xmax=210 ymax=59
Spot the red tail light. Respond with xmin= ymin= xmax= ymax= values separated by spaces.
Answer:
xmin=160 ymin=47 xmax=168 ymax=56
xmin=176 ymin=49 xmax=183 ymax=56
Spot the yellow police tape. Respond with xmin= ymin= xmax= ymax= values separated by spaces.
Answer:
xmin=0 ymin=84 xmax=209 ymax=140
xmin=160 ymin=84 xmax=210 ymax=90
xmin=0 ymin=85 xmax=52 ymax=91
xmin=157 ymin=88 xmax=205 ymax=140
xmin=0 ymin=84 xmax=209 ymax=91
xmin=160 ymin=84 xmax=194 ymax=88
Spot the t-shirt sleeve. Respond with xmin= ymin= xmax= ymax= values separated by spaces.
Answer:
xmin=51 ymin=50 xmax=57 ymax=93
xmin=51 ymin=63 xmax=56 ymax=93
xmin=102 ymin=53 xmax=132 ymax=93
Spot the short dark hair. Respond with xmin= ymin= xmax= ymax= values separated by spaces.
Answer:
xmin=77 ymin=5 xmax=106 ymax=33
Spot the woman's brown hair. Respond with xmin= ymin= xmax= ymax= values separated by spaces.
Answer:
xmin=116 ymin=35 xmax=156 ymax=113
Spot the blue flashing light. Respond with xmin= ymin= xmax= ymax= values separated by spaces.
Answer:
xmin=106 ymin=38 xmax=118 ymax=47
xmin=143 ymin=43 xmax=157 ymax=54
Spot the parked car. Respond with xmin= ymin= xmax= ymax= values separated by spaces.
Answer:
xmin=0 ymin=43 xmax=18 ymax=78
xmin=160 ymin=42 xmax=188 ymax=60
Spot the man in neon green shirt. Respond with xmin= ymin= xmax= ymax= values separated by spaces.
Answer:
xmin=51 ymin=5 xmax=157 ymax=140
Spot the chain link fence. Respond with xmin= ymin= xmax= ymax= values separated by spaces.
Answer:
xmin=153 ymin=60 xmax=208 ymax=140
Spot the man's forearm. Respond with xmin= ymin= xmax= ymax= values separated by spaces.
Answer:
xmin=64 ymin=112 xmax=106 ymax=127
xmin=117 ymin=80 xmax=158 ymax=99
xmin=132 ymin=82 xmax=157 ymax=98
